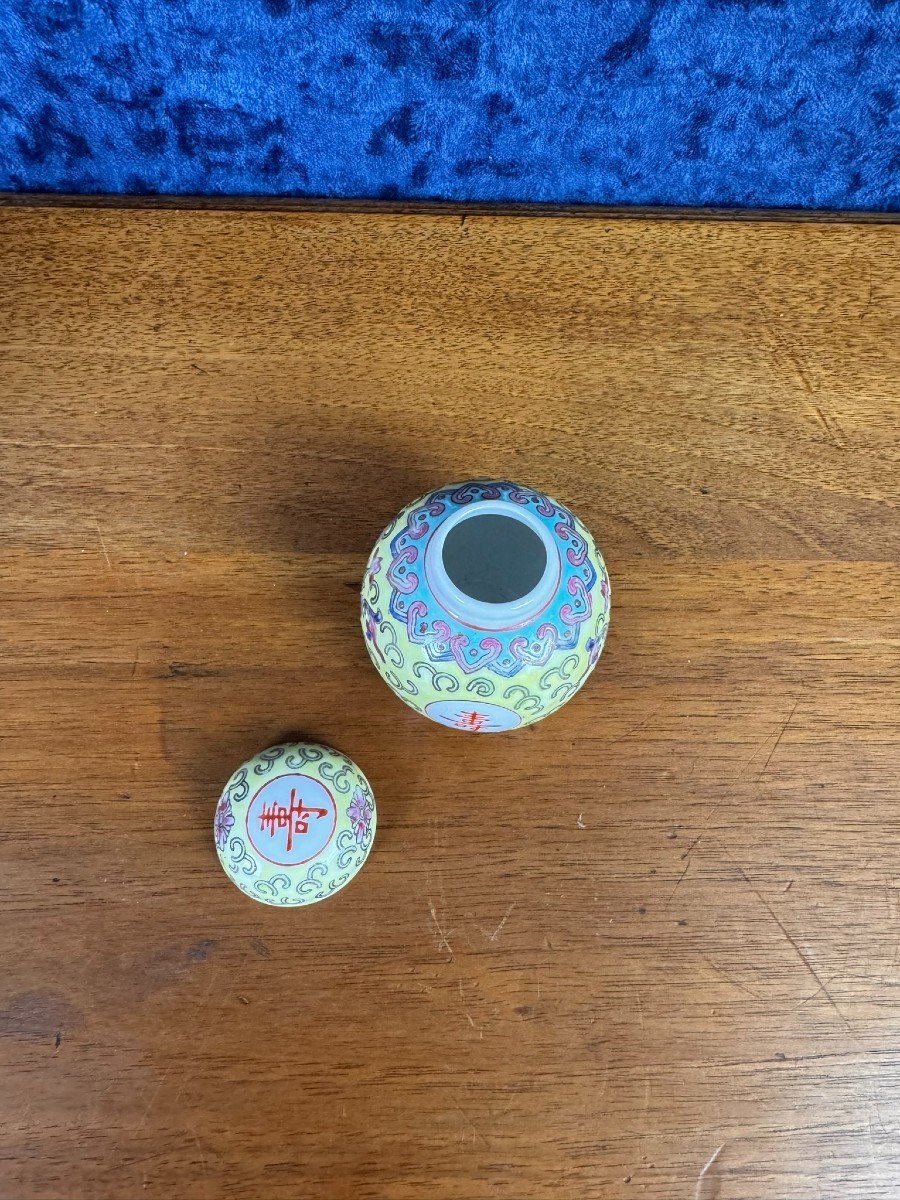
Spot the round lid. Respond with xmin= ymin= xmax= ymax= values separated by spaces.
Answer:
xmin=214 ymin=743 xmax=376 ymax=907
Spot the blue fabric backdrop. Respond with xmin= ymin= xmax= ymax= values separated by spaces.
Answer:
xmin=1 ymin=1 xmax=898 ymax=209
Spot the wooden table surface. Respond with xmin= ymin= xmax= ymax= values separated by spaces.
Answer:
xmin=1 ymin=206 xmax=898 ymax=1200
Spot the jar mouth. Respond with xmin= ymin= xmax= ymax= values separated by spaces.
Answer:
xmin=424 ymin=500 xmax=562 ymax=631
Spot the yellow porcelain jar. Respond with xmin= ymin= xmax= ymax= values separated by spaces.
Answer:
xmin=361 ymin=480 xmax=610 ymax=731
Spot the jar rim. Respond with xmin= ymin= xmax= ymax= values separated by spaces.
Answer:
xmin=423 ymin=499 xmax=562 ymax=632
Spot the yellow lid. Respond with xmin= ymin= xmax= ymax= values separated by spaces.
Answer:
xmin=214 ymin=743 xmax=376 ymax=906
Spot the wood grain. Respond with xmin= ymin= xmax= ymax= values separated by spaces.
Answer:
xmin=0 ymin=208 xmax=898 ymax=1200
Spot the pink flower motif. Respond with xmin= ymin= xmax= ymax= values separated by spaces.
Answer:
xmin=214 ymin=797 xmax=235 ymax=849
xmin=347 ymin=787 xmax=373 ymax=847
xmin=368 ymin=555 xmax=382 ymax=582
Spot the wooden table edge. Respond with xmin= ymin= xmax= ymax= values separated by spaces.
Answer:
xmin=1 ymin=191 xmax=899 ymax=223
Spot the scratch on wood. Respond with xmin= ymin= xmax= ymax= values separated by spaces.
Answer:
xmin=794 ymin=983 xmax=826 ymax=1009
xmin=664 ymin=858 xmax=692 ymax=910
xmin=737 ymin=865 xmax=852 ymax=1032
xmin=450 ymin=1096 xmax=488 ymax=1146
xmin=427 ymin=899 xmax=454 ymax=959
xmin=456 ymin=981 xmax=483 ymax=1034
xmin=756 ymin=700 xmax=799 ymax=781
xmin=870 ymin=1101 xmax=890 ymax=1140
xmin=699 ymin=951 xmax=763 ymax=1001
xmin=886 ymin=883 xmax=900 ymax=983
xmin=696 ymin=1143 xmax=725 ymax=1200
xmin=761 ymin=319 xmax=817 ymax=395
xmin=155 ymin=967 xmax=222 ymax=1121
xmin=681 ymin=834 xmax=703 ymax=861
xmin=866 ymin=1106 xmax=890 ymax=1148
xmin=608 ymin=705 xmax=662 ymax=744
xmin=188 ymin=1125 xmax=209 ymax=1191
xmin=488 ymin=902 xmax=516 ymax=942
xmin=811 ymin=404 xmax=845 ymax=450
xmin=94 ymin=518 xmax=113 ymax=572
xmin=136 ymin=1075 xmax=168 ymax=1130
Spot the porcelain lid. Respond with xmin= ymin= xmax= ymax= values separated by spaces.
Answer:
xmin=214 ymin=743 xmax=376 ymax=906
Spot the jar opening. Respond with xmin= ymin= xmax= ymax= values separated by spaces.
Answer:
xmin=441 ymin=512 xmax=548 ymax=605
xmin=424 ymin=499 xmax=561 ymax=631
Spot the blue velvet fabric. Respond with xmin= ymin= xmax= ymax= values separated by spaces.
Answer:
xmin=1 ymin=1 xmax=898 ymax=208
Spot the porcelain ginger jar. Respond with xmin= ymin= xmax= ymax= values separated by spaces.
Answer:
xmin=361 ymin=480 xmax=610 ymax=732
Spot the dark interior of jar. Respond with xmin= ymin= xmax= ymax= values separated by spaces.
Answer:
xmin=441 ymin=513 xmax=547 ymax=605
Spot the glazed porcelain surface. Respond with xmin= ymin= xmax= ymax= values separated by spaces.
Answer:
xmin=214 ymin=743 xmax=376 ymax=905
xmin=361 ymin=480 xmax=610 ymax=731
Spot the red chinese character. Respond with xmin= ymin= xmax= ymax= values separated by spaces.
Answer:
xmin=455 ymin=710 xmax=486 ymax=731
xmin=258 ymin=788 xmax=328 ymax=853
